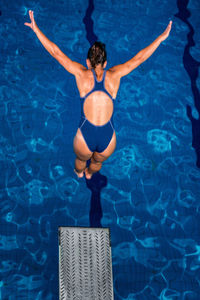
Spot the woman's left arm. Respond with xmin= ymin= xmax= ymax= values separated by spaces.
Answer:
xmin=110 ymin=21 xmax=172 ymax=78
xmin=24 ymin=10 xmax=85 ymax=76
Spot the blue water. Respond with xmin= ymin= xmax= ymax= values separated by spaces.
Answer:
xmin=1 ymin=0 xmax=200 ymax=299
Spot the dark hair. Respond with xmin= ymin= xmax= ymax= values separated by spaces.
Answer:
xmin=87 ymin=41 xmax=107 ymax=69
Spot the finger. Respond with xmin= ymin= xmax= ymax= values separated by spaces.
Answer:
xmin=29 ymin=11 xmax=32 ymax=22
xmin=166 ymin=21 xmax=172 ymax=33
xmin=24 ymin=23 xmax=31 ymax=28
xmin=168 ymin=22 xmax=172 ymax=33
xmin=29 ymin=10 xmax=34 ymax=21
xmin=31 ymin=10 xmax=35 ymax=22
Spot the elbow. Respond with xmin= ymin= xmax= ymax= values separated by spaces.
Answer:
xmin=133 ymin=57 xmax=143 ymax=69
xmin=137 ymin=52 xmax=145 ymax=63
xmin=136 ymin=49 xmax=145 ymax=63
xmin=137 ymin=56 xmax=143 ymax=64
xmin=51 ymin=44 xmax=59 ymax=57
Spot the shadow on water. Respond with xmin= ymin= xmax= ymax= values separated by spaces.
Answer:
xmin=175 ymin=0 xmax=200 ymax=168
xmin=83 ymin=0 xmax=98 ymax=46
xmin=86 ymin=171 xmax=107 ymax=227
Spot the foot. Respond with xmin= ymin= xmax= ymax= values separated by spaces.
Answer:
xmin=74 ymin=168 xmax=84 ymax=178
xmin=85 ymin=168 xmax=93 ymax=180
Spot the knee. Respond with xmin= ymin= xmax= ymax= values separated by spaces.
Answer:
xmin=76 ymin=155 xmax=90 ymax=162
xmin=91 ymin=156 xmax=102 ymax=165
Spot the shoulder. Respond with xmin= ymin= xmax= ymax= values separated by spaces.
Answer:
xmin=76 ymin=68 xmax=93 ymax=82
xmin=104 ymin=69 xmax=121 ymax=98
xmin=75 ymin=69 xmax=94 ymax=95
xmin=106 ymin=67 xmax=122 ymax=82
xmin=106 ymin=68 xmax=121 ymax=85
xmin=106 ymin=68 xmax=116 ymax=77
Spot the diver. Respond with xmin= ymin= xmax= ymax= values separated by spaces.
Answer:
xmin=25 ymin=10 xmax=172 ymax=179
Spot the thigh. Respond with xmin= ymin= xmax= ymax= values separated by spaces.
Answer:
xmin=93 ymin=131 xmax=116 ymax=162
xmin=73 ymin=128 xmax=93 ymax=160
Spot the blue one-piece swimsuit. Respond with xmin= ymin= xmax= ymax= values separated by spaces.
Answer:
xmin=79 ymin=69 xmax=115 ymax=153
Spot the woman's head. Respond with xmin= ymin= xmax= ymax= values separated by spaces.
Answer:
xmin=87 ymin=41 xmax=107 ymax=69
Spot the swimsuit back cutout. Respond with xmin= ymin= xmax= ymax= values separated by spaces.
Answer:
xmin=79 ymin=69 xmax=115 ymax=153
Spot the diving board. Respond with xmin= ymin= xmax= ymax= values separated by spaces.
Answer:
xmin=59 ymin=227 xmax=114 ymax=300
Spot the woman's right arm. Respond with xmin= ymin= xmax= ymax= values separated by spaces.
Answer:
xmin=111 ymin=21 xmax=172 ymax=78
xmin=24 ymin=10 xmax=86 ymax=76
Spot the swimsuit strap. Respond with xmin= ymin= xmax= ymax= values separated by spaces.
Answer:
xmin=81 ymin=69 xmax=115 ymax=100
xmin=92 ymin=69 xmax=114 ymax=100
xmin=92 ymin=68 xmax=106 ymax=83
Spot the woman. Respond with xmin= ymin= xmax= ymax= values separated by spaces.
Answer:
xmin=25 ymin=11 xmax=172 ymax=179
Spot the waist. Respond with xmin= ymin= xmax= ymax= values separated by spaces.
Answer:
xmin=79 ymin=115 xmax=114 ymax=128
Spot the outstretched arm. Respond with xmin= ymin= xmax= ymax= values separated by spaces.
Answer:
xmin=24 ymin=10 xmax=86 ymax=76
xmin=111 ymin=21 xmax=172 ymax=78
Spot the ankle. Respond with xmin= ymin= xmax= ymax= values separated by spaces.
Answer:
xmin=85 ymin=168 xmax=92 ymax=179
xmin=87 ymin=167 xmax=93 ymax=174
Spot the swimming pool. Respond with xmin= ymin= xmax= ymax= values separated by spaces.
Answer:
xmin=1 ymin=0 xmax=200 ymax=299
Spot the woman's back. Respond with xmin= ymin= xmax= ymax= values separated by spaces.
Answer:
xmin=77 ymin=68 xmax=118 ymax=126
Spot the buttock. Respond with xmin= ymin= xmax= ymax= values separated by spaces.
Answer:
xmin=79 ymin=118 xmax=114 ymax=153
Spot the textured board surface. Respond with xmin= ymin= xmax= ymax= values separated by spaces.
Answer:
xmin=59 ymin=227 xmax=114 ymax=300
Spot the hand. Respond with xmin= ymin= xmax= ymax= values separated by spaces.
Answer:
xmin=160 ymin=21 xmax=172 ymax=42
xmin=24 ymin=10 xmax=37 ymax=32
